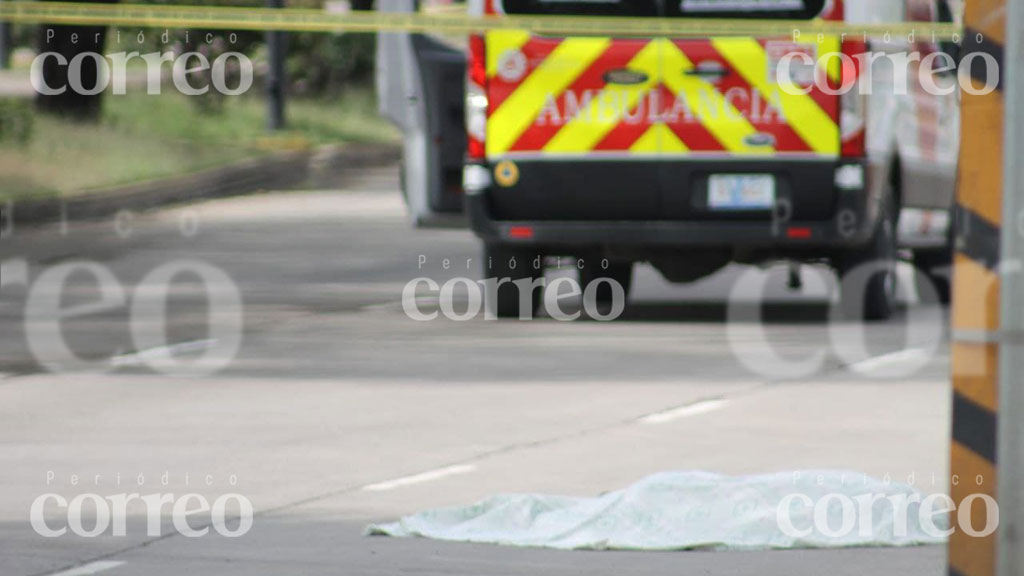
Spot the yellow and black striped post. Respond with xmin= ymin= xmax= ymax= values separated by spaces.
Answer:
xmin=950 ymin=0 xmax=1023 ymax=575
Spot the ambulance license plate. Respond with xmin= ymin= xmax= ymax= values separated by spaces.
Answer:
xmin=708 ymin=174 xmax=776 ymax=210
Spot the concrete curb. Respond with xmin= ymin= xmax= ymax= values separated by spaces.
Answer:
xmin=1 ymin=142 xmax=401 ymax=227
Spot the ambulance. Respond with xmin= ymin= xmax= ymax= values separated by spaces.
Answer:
xmin=377 ymin=0 xmax=962 ymax=320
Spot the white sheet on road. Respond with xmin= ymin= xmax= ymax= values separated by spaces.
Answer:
xmin=366 ymin=470 xmax=949 ymax=551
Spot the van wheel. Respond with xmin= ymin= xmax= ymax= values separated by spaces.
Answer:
xmin=579 ymin=259 xmax=633 ymax=306
xmin=483 ymin=244 xmax=543 ymax=319
xmin=837 ymin=196 xmax=899 ymax=322
xmin=913 ymin=250 xmax=953 ymax=305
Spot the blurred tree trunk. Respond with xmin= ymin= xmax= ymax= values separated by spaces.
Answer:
xmin=34 ymin=0 xmax=119 ymax=121
xmin=0 ymin=22 xmax=11 ymax=70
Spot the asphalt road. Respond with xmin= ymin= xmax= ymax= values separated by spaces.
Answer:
xmin=0 ymin=165 xmax=951 ymax=575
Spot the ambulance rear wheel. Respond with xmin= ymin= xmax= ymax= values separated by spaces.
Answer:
xmin=837 ymin=195 xmax=899 ymax=322
xmin=483 ymin=244 xmax=543 ymax=319
xmin=914 ymin=250 xmax=953 ymax=305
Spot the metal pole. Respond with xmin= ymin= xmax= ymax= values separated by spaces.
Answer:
xmin=997 ymin=0 xmax=1024 ymax=573
xmin=266 ymin=0 xmax=286 ymax=130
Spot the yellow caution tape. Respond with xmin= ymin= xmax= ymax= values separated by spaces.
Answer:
xmin=0 ymin=1 xmax=963 ymax=40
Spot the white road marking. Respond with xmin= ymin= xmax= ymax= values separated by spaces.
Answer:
xmin=110 ymin=339 xmax=218 ymax=368
xmin=49 ymin=561 xmax=125 ymax=576
xmin=848 ymin=348 xmax=932 ymax=374
xmin=639 ymin=399 xmax=730 ymax=425
xmin=363 ymin=464 xmax=477 ymax=492
xmin=361 ymin=297 xmax=436 ymax=313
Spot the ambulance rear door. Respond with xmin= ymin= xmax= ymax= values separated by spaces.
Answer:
xmin=376 ymin=0 xmax=467 ymax=227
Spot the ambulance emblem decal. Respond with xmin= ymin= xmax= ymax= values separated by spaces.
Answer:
xmin=497 ymin=50 xmax=528 ymax=83
xmin=494 ymin=160 xmax=520 ymax=187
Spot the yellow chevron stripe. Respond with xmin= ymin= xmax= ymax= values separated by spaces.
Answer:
xmin=544 ymin=40 xmax=659 ymax=154
xmin=819 ymin=37 xmax=842 ymax=85
xmin=486 ymin=30 xmax=531 ymax=79
xmin=712 ymin=37 xmax=839 ymax=155
xmin=659 ymin=123 xmax=689 ymax=153
xmin=661 ymin=39 xmax=770 ymax=155
xmin=628 ymin=123 xmax=681 ymax=153
xmin=487 ymin=36 xmax=610 ymax=156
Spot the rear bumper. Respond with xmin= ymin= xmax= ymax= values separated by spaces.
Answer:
xmin=466 ymin=158 xmax=881 ymax=252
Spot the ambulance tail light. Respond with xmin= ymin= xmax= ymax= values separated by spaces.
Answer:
xmin=466 ymin=34 xmax=487 ymax=160
xmin=840 ymin=39 xmax=867 ymax=158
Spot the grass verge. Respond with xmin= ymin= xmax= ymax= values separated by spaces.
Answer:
xmin=0 ymin=85 xmax=398 ymax=201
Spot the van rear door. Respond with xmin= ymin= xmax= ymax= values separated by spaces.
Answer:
xmin=377 ymin=0 xmax=467 ymax=226
xmin=489 ymin=0 xmax=838 ymax=159
xmin=378 ymin=0 xmax=839 ymax=222
xmin=484 ymin=32 xmax=661 ymax=158
xmin=657 ymin=36 xmax=840 ymax=158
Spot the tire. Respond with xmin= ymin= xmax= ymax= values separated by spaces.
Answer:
xmin=837 ymin=196 xmax=899 ymax=322
xmin=913 ymin=251 xmax=953 ymax=305
xmin=579 ymin=259 xmax=633 ymax=305
xmin=483 ymin=243 xmax=543 ymax=319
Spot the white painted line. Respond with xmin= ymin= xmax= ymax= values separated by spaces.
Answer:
xmin=363 ymin=464 xmax=477 ymax=492
xmin=639 ymin=399 xmax=730 ymax=425
xmin=49 ymin=561 xmax=125 ymax=576
xmin=359 ymin=301 xmax=398 ymax=312
xmin=110 ymin=339 xmax=218 ymax=368
xmin=362 ymin=297 xmax=439 ymax=313
xmin=849 ymin=347 xmax=932 ymax=374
